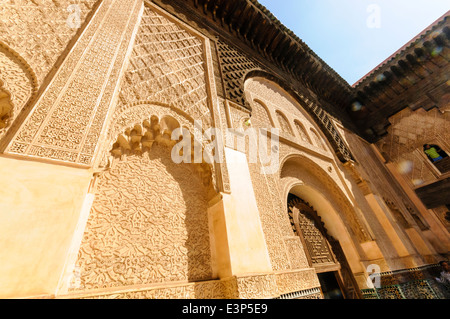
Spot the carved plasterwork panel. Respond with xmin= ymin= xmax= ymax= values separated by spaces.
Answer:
xmin=376 ymin=107 xmax=450 ymax=187
xmin=245 ymin=77 xmax=330 ymax=153
xmin=0 ymin=0 xmax=99 ymax=86
xmin=235 ymin=274 xmax=279 ymax=299
xmin=275 ymin=269 xmax=321 ymax=296
xmin=72 ymin=144 xmax=213 ymax=291
xmin=284 ymin=237 xmax=309 ymax=269
xmin=6 ymin=0 xmax=142 ymax=164
xmin=69 ymin=278 xmax=233 ymax=299
xmin=294 ymin=121 xmax=312 ymax=144
xmin=247 ymin=160 xmax=292 ymax=271
xmin=97 ymin=103 xmax=218 ymax=193
xmin=68 ymin=270 xmax=323 ymax=299
xmin=238 ymin=114 xmax=310 ymax=272
xmin=276 ymin=111 xmax=294 ymax=137
xmin=117 ymin=4 xmax=212 ymax=129
xmin=310 ymin=129 xmax=326 ymax=150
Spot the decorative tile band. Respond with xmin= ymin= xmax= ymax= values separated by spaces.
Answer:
xmin=363 ymin=264 xmax=450 ymax=299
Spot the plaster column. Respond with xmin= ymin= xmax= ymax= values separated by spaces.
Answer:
xmin=208 ymin=147 xmax=273 ymax=279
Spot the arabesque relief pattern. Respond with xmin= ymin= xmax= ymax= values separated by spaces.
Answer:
xmin=72 ymin=117 xmax=214 ymax=291
xmin=97 ymin=103 xmax=218 ymax=193
xmin=245 ymin=78 xmax=331 ymax=154
xmin=67 ymin=270 xmax=321 ymax=299
xmin=7 ymin=0 xmax=142 ymax=165
xmin=251 ymin=100 xmax=273 ymax=129
xmin=0 ymin=0 xmax=99 ymax=85
xmin=116 ymin=4 xmax=212 ymax=129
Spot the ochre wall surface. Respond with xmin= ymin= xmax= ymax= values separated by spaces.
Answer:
xmin=0 ymin=156 xmax=92 ymax=298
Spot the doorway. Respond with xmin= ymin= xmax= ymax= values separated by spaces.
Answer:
xmin=287 ymin=193 xmax=362 ymax=299
xmin=317 ymin=272 xmax=344 ymax=299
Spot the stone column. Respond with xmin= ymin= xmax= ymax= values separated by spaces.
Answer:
xmin=208 ymin=147 xmax=273 ymax=278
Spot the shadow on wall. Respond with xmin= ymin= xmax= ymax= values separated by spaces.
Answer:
xmin=72 ymin=143 xmax=214 ymax=292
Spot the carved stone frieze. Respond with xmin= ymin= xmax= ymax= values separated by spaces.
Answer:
xmin=284 ymin=237 xmax=309 ymax=269
xmin=275 ymin=269 xmax=321 ymax=297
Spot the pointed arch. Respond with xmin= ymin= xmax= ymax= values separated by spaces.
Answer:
xmin=310 ymin=128 xmax=326 ymax=150
xmin=294 ymin=120 xmax=312 ymax=144
xmin=244 ymin=71 xmax=354 ymax=163
xmin=251 ymin=98 xmax=275 ymax=128
xmin=275 ymin=110 xmax=294 ymax=136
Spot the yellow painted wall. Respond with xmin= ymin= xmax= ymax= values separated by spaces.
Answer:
xmin=0 ymin=157 xmax=92 ymax=298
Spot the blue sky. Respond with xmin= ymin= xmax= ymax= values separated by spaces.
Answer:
xmin=257 ymin=0 xmax=449 ymax=85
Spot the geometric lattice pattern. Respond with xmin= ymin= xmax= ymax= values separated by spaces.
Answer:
xmin=216 ymin=40 xmax=263 ymax=108
xmin=251 ymin=100 xmax=273 ymax=129
xmin=117 ymin=5 xmax=212 ymax=127
xmin=287 ymin=196 xmax=335 ymax=266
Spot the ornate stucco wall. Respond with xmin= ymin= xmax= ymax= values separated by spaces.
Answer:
xmin=0 ymin=0 xmax=448 ymax=299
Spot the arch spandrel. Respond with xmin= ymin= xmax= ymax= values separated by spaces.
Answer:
xmin=244 ymin=76 xmax=334 ymax=153
xmin=280 ymin=157 xmax=370 ymax=294
xmin=71 ymin=145 xmax=214 ymax=291
xmin=244 ymin=76 xmax=314 ymax=127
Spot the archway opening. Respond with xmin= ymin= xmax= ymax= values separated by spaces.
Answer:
xmin=287 ymin=191 xmax=362 ymax=299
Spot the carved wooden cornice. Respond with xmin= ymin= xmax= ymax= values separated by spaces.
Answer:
xmin=154 ymin=0 xmax=354 ymax=110
xmin=350 ymin=11 xmax=450 ymax=142
xmin=153 ymin=1 xmax=449 ymax=144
